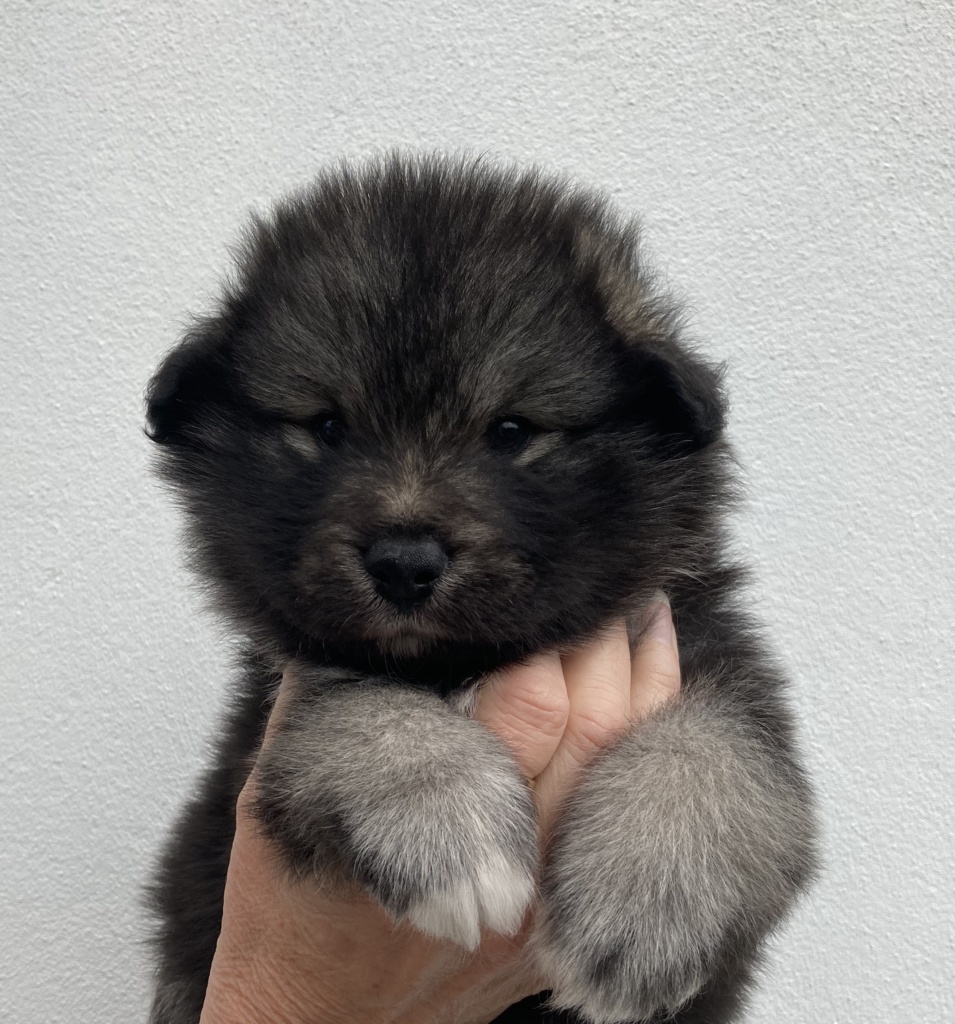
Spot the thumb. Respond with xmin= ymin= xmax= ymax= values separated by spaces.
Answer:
xmin=236 ymin=665 xmax=301 ymax=819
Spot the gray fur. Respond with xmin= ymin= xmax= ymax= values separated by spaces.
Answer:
xmin=255 ymin=667 xmax=538 ymax=949
xmin=534 ymin=683 xmax=815 ymax=1021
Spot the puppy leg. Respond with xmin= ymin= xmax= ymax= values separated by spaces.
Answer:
xmin=535 ymin=685 xmax=816 ymax=1023
xmin=254 ymin=669 xmax=538 ymax=949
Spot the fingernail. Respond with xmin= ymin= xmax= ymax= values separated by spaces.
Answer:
xmin=647 ymin=591 xmax=675 ymax=649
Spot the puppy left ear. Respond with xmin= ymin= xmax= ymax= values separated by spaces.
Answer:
xmin=632 ymin=344 xmax=726 ymax=450
xmin=605 ymin=312 xmax=726 ymax=449
xmin=579 ymin=217 xmax=726 ymax=450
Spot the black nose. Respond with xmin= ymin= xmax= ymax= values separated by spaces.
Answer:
xmin=363 ymin=536 xmax=449 ymax=609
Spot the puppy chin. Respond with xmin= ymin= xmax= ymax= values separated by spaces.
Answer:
xmin=364 ymin=613 xmax=447 ymax=659
xmin=380 ymin=633 xmax=430 ymax=659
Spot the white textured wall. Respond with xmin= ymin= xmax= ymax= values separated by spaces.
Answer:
xmin=2 ymin=2 xmax=953 ymax=1020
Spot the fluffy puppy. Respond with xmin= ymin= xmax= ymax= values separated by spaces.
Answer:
xmin=146 ymin=156 xmax=816 ymax=1024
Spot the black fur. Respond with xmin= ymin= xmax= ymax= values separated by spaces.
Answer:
xmin=146 ymin=155 xmax=816 ymax=1023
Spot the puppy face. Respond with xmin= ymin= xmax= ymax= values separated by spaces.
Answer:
xmin=148 ymin=159 xmax=726 ymax=670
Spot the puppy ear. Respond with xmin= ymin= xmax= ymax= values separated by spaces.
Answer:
xmin=631 ymin=344 xmax=726 ymax=450
xmin=145 ymin=323 xmax=230 ymax=445
xmin=590 ymin=261 xmax=725 ymax=449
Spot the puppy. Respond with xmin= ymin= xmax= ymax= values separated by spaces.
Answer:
xmin=145 ymin=155 xmax=816 ymax=1024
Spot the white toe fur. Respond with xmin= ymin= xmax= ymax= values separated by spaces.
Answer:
xmin=406 ymin=851 xmax=534 ymax=948
xmin=473 ymin=849 xmax=535 ymax=936
xmin=408 ymin=878 xmax=482 ymax=948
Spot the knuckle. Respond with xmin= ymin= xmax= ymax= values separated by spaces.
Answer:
xmin=642 ymin=665 xmax=681 ymax=701
xmin=567 ymin=704 xmax=629 ymax=760
xmin=634 ymin=647 xmax=681 ymax=689
xmin=510 ymin=683 xmax=571 ymax=736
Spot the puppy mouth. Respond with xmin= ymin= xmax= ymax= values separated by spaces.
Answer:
xmin=363 ymin=585 xmax=452 ymax=630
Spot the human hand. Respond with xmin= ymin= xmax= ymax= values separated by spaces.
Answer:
xmin=199 ymin=598 xmax=681 ymax=1024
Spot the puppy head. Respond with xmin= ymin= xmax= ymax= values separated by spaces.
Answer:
xmin=148 ymin=157 xmax=727 ymax=667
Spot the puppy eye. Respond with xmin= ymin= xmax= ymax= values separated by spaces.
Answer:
xmin=487 ymin=416 xmax=535 ymax=454
xmin=311 ymin=414 xmax=348 ymax=448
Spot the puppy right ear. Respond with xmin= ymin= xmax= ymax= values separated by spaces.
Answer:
xmin=145 ymin=326 xmax=228 ymax=445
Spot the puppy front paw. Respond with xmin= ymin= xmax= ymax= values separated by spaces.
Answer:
xmin=346 ymin=737 xmax=538 ymax=948
xmin=254 ymin=683 xmax=539 ymax=949
xmin=535 ymin=696 xmax=816 ymax=1022
xmin=535 ymin=896 xmax=709 ymax=1023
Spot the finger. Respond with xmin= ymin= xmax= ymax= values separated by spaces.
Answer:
xmin=259 ymin=664 xmax=302 ymax=753
xmin=236 ymin=665 xmax=302 ymax=819
xmin=630 ymin=596 xmax=681 ymax=719
xmin=473 ymin=651 xmax=570 ymax=780
xmin=554 ymin=620 xmax=633 ymax=769
xmin=534 ymin=621 xmax=632 ymax=833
